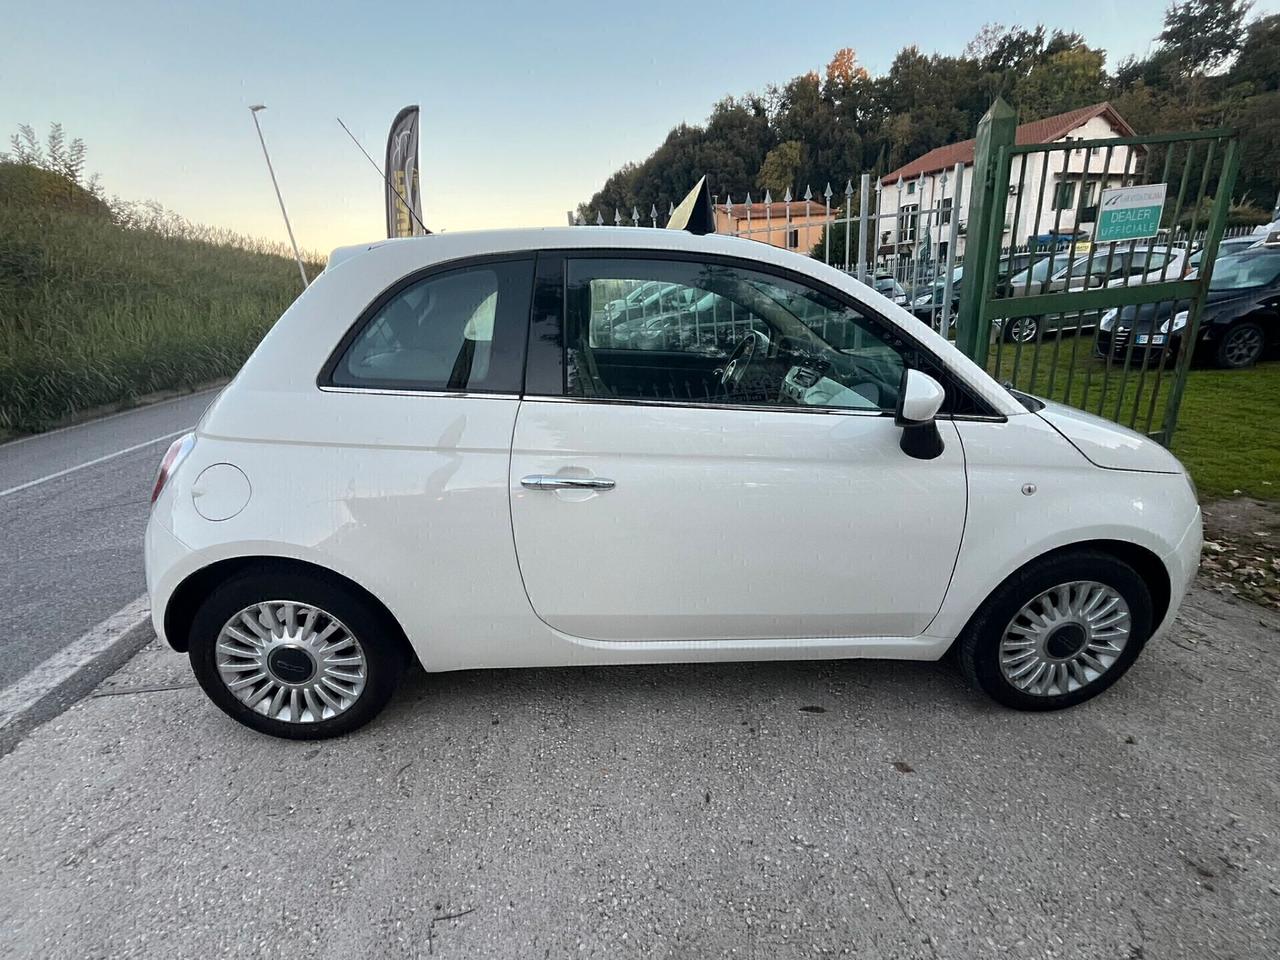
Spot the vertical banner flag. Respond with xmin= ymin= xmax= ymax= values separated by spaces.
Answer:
xmin=385 ymin=105 xmax=427 ymax=238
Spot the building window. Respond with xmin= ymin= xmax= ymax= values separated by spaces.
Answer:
xmin=940 ymin=197 xmax=953 ymax=226
xmin=1053 ymin=181 xmax=1076 ymax=211
xmin=907 ymin=180 xmax=916 ymax=195
xmin=1081 ymin=181 xmax=1098 ymax=207
xmin=787 ymin=228 xmax=799 ymax=249
xmin=899 ymin=204 xmax=919 ymax=243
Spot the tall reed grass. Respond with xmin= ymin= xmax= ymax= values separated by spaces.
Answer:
xmin=0 ymin=191 xmax=323 ymax=432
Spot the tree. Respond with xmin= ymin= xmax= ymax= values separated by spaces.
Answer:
xmin=1159 ymin=0 xmax=1253 ymax=79
xmin=1229 ymin=13 xmax=1280 ymax=92
xmin=1014 ymin=46 xmax=1108 ymax=120
xmin=826 ymin=48 xmax=869 ymax=86
xmin=756 ymin=141 xmax=803 ymax=196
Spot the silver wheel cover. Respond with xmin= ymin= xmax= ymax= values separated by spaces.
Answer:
xmin=215 ymin=601 xmax=368 ymax=723
xmin=998 ymin=581 xmax=1131 ymax=697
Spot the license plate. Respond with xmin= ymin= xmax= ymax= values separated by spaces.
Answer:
xmin=1136 ymin=335 xmax=1149 ymax=345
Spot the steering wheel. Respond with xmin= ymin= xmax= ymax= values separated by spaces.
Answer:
xmin=719 ymin=330 xmax=767 ymax=391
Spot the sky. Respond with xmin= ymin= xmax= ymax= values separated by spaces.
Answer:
xmin=2 ymin=0 xmax=1276 ymax=254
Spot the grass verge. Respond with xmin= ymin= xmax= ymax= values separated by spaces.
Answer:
xmin=1 ymin=198 xmax=319 ymax=433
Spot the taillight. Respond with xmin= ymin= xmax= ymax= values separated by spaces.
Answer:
xmin=151 ymin=433 xmax=196 ymax=506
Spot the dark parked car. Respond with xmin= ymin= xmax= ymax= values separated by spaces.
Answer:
xmin=908 ymin=252 xmax=1047 ymax=326
xmin=1095 ymin=248 xmax=1280 ymax=368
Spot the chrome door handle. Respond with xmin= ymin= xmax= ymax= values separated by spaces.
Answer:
xmin=521 ymin=474 xmax=616 ymax=491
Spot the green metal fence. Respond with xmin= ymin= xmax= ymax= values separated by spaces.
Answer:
xmin=954 ymin=98 xmax=1240 ymax=444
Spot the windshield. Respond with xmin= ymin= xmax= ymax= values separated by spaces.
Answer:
xmin=1209 ymin=254 xmax=1280 ymax=291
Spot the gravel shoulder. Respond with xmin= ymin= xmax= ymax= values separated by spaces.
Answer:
xmin=2 ymin=584 xmax=1277 ymax=959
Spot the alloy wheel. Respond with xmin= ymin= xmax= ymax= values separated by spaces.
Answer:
xmin=1223 ymin=326 xmax=1263 ymax=367
xmin=998 ymin=581 xmax=1131 ymax=697
xmin=1010 ymin=317 xmax=1039 ymax=343
xmin=215 ymin=601 xmax=368 ymax=723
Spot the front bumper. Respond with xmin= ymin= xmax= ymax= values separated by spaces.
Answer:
xmin=1158 ymin=505 xmax=1203 ymax=638
xmin=1095 ymin=327 xmax=1185 ymax=363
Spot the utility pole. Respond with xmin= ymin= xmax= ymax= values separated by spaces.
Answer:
xmin=249 ymin=105 xmax=308 ymax=291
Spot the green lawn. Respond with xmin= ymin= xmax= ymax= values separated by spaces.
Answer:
xmin=980 ymin=331 xmax=1280 ymax=501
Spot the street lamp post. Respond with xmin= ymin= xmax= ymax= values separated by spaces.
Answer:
xmin=248 ymin=105 xmax=309 ymax=290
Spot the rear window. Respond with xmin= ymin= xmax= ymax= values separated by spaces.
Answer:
xmin=327 ymin=259 xmax=533 ymax=393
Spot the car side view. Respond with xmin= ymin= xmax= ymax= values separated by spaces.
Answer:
xmin=146 ymin=227 xmax=1202 ymax=740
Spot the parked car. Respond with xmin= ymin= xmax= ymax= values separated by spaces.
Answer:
xmin=872 ymin=274 xmax=908 ymax=306
xmin=147 ymin=227 xmax=1202 ymax=739
xmin=1184 ymin=234 xmax=1261 ymax=275
xmin=1000 ymin=245 xmax=1189 ymax=343
xmin=1096 ymin=247 xmax=1280 ymax=368
xmin=908 ymin=253 xmax=1047 ymax=326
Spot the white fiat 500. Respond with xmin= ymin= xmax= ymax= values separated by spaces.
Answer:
xmin=146 ymin=228 xmax=1202 ymax=739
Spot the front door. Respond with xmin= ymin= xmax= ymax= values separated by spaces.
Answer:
xmin=508 ymin=255 xmax=968 ymax=643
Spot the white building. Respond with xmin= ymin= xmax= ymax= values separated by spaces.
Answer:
xmin=876 ymin=102 xmax=1143 ymax=262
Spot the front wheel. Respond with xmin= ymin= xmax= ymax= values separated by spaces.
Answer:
xmin=188 ymin=569 xmax=405 ymax=739
xmin=957 ymin=550 xmax=1154 ymax=711
xmin=1004 ymin=316 xmax=1041 ymax=343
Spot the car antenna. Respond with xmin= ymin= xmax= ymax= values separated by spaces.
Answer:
xmin=336 ymin=116 xmax=432 ymax=236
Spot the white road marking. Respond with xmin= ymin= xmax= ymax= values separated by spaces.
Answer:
xmin=0 ymin=595 xmax=151 ymax=732
xmin=0 ymin=429 xmax=189 ymax=499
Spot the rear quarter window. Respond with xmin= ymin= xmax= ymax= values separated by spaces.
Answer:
xmin=325 ymin=259 xmax=534 ymax=393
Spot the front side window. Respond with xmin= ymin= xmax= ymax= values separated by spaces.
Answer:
xmin=564 ymin=257 xmax=974 ymax=415
xmin=327 ymin=260 xmax=533 ymax=392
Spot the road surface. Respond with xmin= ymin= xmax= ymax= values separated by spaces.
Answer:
xmin=0 ymin=390 xmax=218 ymax=689
xmin=1 ymin=585 xmax=1277 ymax=958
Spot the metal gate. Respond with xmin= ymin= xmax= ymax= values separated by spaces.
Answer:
xmin=954 ymin=98 xmax=1240 ymax=444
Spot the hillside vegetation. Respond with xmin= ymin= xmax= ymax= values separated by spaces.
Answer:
xmin=0 ymin=162 xmax=319 ymax=432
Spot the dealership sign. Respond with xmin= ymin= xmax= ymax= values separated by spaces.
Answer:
xmin=1095 ymin=183 xmax=1167 ymax=243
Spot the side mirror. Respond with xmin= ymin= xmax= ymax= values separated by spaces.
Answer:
xmin=895 ymin=369 xmax=946 ymax=460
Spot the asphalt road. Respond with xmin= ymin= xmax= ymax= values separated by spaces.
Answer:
xmin=2 ymin=585 xmax=1277 ymax=959
xmin=0 ymin=390 xmax=218 ymax=688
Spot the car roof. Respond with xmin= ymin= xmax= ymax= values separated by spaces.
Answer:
xmin=327 ymin=227 xmax=817 ymax=274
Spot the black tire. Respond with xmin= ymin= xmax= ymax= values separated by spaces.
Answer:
xmin=1214 ymin=320 xmax=1265 ymax=369
xmin=957 ymin=549 xmax=1154 ymax=711
xmin=1004 ymin=315 xmax=1041 ymax=343
xmin=188 ymin=568 xmax=405 ymax=739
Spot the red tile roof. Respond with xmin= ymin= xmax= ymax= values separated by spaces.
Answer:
xmin=879 ymin=102 xmax=1137 ymax=185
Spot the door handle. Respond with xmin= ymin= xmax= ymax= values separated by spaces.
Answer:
xmin=521 ymin=474 xmax=616 ymax=491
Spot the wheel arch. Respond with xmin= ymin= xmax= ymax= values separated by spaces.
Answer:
xmin=951 ymin=538 xmax=1171 ymax=647
xmin=162 ymin=556 xmax=416 ymax=664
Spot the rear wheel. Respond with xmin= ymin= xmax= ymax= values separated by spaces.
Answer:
xmin=1214 ymin=320 xmax=1264 ymax=369
xmin=188 ymin=569 xmax=405 ymax=739
xmin=957 ymin=550 xmax=1153 ymax=711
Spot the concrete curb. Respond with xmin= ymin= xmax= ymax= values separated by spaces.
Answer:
xmin=0 ymin=596 xmax=154 ymax=757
